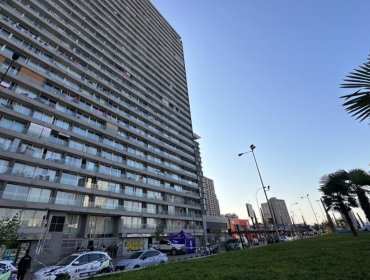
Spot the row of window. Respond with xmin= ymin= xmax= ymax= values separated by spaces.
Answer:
xmin=0 ymin=144 xmax=200 ymax=200
xmin=4 ymin=29 xmax=194 ymax=152
xmin=0 ymin=209 xmax=202 ymax=236
xmin=0 ymin=183 xmax=201 ymax=217
xmin=0 ymin=115 xmax=197 ymax=186
xmin=0 ymin=2 xmax=193 ymax=136
xmin=49 ymin=0 xmax=190 ymax=115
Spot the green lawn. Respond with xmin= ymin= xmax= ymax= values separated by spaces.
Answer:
xmin=100 ymin=233 xmax=370 ymax=280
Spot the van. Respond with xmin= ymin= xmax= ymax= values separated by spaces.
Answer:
xmin=224 ymin=239 xmax=248 ymax=251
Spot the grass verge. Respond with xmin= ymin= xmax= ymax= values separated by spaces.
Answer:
xmin=99 ymin=233 xmax=370 ymax=280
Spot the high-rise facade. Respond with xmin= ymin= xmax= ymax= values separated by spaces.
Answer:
xmin=261 ymin=197 xmax=291 ymax=229
xmin=0 ymin=0 xmax=202 ymax=264
xmin=202 ymin=177 xmax=220 ymax=216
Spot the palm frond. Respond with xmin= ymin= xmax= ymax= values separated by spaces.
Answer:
xmin=340 ymin=54 xmax=370 ymax=123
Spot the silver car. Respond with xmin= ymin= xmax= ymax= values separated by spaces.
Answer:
xmin=115 ymin=249 xmax=167 ymax=271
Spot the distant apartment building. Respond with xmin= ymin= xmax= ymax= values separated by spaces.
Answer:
xmin=0 ymin=0 xmax=203 ymax=264
xmin=202 ymin=177 xmax=221 ymax=216
xmin=261 ymin=197 xmax=291 ymax=229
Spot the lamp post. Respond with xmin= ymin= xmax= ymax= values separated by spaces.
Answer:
xmin=315 ymin=199 xmax=328 ymax=223
xmin=0 ymin=52 xmax=20 ymax=84
xmin=290 ymin=202 xmax=299 ymax=236
xmin=255 ymin=187 xmax=264 ymax=226
xmin=298 ymin=208 xmax=307 ymax=225
xmin=238 ymin=144 xmax=279 ymax=238
xmin=301 ymin=194 xmax=319 ymax=226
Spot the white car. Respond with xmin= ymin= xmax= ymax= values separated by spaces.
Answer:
xmin=0 ymin=260 xmax=17 ymax=280
xmin=33 ymin=251 xmax=112 ymax=280
xmin=115 ymin=249 xmax=167 ymax=271
xmin=278 ymin=236 xmax=288 ymax=242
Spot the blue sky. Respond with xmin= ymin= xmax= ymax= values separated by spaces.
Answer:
xmin=152 ymin=0 xmax=370 ymax=223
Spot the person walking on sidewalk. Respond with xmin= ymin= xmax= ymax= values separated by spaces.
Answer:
xmin=17 ymin=250 xmax=32 ymax=280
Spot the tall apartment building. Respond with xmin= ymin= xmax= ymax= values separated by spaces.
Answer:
xmin=202 ymin=177 xmax=220 ymax=216
xmin=261 ymin=197 xmax=291 ymax=229
xmin=0 ymin=0 xmax=203 ymax=264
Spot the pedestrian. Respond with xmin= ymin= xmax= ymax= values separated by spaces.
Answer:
xmin=113 ymin=244 xmax=118 ymax=258
xmin=107 ymin=245 xmax=112 ymax=257
xmin=17 ymin=250 xmax=32 ymax=280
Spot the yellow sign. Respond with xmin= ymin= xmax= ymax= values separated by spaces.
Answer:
xmin=126 ymin=240 xmax=143 ymax=251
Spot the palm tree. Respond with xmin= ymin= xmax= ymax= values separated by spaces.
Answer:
xmin=348 ymin=169 xmax=370 ymax=223
xmin=341 ymin=54 xmax=370 ymax=123
xmin=319 ymin=170 xmax=358 ymax=236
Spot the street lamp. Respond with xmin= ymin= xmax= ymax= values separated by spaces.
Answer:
xmin=300 ymin=194 xmax=319 ymax=226
xmin=0 ymin=52 xmax=20 ymax=84
xmin=290 ymin=202 xmax=299 ymax=236
xmin=298 ymin=208 xmax=307 ymax=225
xmin=239 ymin=144 xmax=280 ymax=238
xmin=315 ymin=199 xmax=328 ymax=223
xmin=290 ymin=202 xmax=299 ymax=221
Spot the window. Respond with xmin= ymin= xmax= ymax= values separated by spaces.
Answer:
xmin=95 ymin=197 xmax=118 ymax=209
xmin=75 ymin=254 xmax=89 ymax=265
xmin=20 ymin=210 xmax=47 ymax=227
xmin=89 ymin=253 xmax=105 ymax=262
xmin=96 ymin=180 xmax=120 ymax=193
xmin=124 ymin=186 xmax=143 ymax=197
xmin=121 ymin=216 xmax=142 ymax=228
xmin=0 ymin=159 xmax=9 ymax=173
xmin=127 ymin=159 xmax=144 ymax=169
xmin=0 ymin=117 xmax=26 ymax=132
xmin=54 ymin=118 xmax=70 ymax=130
xmin=124 ymin=201 xmax=142 ymax=212
xmin=0 ymin=136 xmax=12 ymax=151
xmin=147 ymin=191 xmax=162 ymax=200
xmin=11 ymin=163 xmax=36 ymax=178
xmin=44 ymin=150 xmax=62 ymax=162
xmin=20 ymin=144 xmax=43 ymax=158
xmin=147 ymin=204 xmax=156 ymax=214
xmin=13 ymin=102 xmax=32 ymax=115
xmin=28 ymin=188 xmax=51 ymax=203
xmin=65 ymin=155 xmax=82 ymax=168
xmin=49 ymin=216 xmax=65 ymax=232
xmin=147 ymin=178 xmax=160 ymax=187
xmin=99 ymin=164 xmax=121 ymax=177
xmin=27 ymin=122 xmax=51 ymax=138
xmin=85 ymin=160 xmax=97 ymax=171
xmin=88 ymin=216 xmax=113 ymax=237
xmin=2 ymin=184 xmax=28 ymax=201
xmin=60 ymin=172 xmax=85 ymax=186
xmin=34 ymin=167 xmax=57 ymax=181
xmin=33 ymin=110 xmax=53 ymax=123
xmin=72 ymin=125 xmax=86 ymax=137
xmin=55 ymin=191 xmax=84 ymax=206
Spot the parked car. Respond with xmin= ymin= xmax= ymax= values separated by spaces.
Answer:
xmin=0 ymin=260 xmax=17 ymax=280
xmin=362 ymin=223 xmax=370 ymax=231
xmin=278 ymin=236 xmax=288 ymax=242
xmin=33 ymin=251 xmax=112 ymax=280
xmin=115 ymin=249 xmax=167 ymax=271
xmin=224 ymin=239 xmax=243 ymax=251
xmin=152 ymin=240 xmax=185 ymax=255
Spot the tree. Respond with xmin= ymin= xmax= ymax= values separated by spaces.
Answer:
xmin=341 ymin=54 xmax=370 ymax=123
xmin=222 ymin=213 xmax=239 ymax=219
xmin=153 ymin=222 xmax=166 ymax=241
xmin=319 ymin=170 xmax=358 ymax=236
xmin=347 ymin=169 xmax=370 ymax=222
xmin=0 ymin=214 xmax=21 ymax=246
